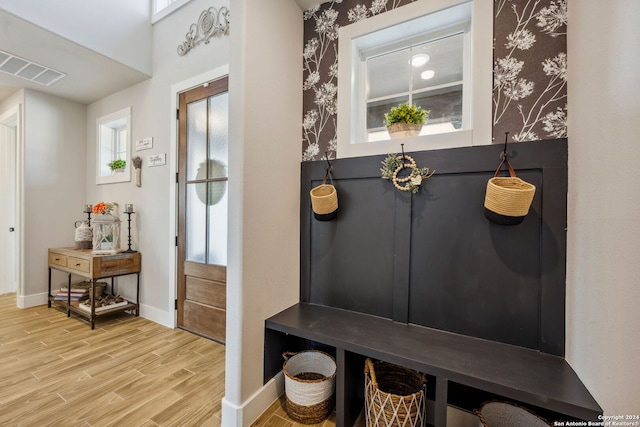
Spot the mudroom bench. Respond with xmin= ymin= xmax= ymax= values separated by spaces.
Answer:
xmin=264 ymin=303 xmax=602 ymax=427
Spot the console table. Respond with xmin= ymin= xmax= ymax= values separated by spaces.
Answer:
xmin=47 ymin=247 xmax=141 ymax=329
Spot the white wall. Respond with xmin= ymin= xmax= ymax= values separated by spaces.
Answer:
xmin=222 ymin=0 xmax=302 ymax=425
xmin=0 ymin=89 xmax=86 ymax=305
xmin=85 ymin=0 xmax=230 ymax=326
xmin=567 ymin=0 xmax=640 ymax=416
xmin=0 ymin=0 xmax=152 ymax=74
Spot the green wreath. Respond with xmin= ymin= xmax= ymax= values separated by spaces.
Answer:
xmin=380 ymin=153 xmax=435 ymax=194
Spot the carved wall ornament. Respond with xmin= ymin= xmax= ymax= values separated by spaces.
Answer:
xmin=177 ymin=6 xmax=230 ymax=56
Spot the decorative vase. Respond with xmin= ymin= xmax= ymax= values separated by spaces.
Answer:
xmin=387 ymin=123 xmax=423 ymax=139
xmin=74 ymin=220 xmax=93 ymax=250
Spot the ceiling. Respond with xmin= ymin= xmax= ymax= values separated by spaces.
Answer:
xmin=0 ymin=1 xmax=326 ymax=106
xmin=0 ymin=9 xmax=150 ymax=105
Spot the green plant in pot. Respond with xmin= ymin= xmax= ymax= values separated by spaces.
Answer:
xmin=384 ymin=103 xmax=429 ymax=139
xmin=108 ymin=159 xmax=126 ymax=172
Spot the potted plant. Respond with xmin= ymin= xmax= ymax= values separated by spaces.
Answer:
xmin=384 ymin=103 xmax=429 ymax=139
xmin=108 ymin=159 xmax=126 ymax=173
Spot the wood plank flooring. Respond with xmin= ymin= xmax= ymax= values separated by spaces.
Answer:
xmin=0 ymin=293 xmax=225 ymax=426
xmin=250 ymin=396 xmax=341 ymax=427
xmin=0 ymin=293 xmax=358 ymax=427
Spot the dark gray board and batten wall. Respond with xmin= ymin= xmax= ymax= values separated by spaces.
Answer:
xmin=265 ymin=139 xmax=602 ymax=426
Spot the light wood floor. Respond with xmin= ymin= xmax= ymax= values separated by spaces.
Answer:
xmin=251 ymin=396 xmax=338 ymax=427
xmin=0 ymin=293 xmax=225 ymax=426
xmin=0 ymin=293 xmax=355 ymax=427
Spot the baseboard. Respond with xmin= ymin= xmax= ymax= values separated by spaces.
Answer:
xmin=17 ymin=292 xmax=48 ymax=308
xmin=139 ymin=303 xmax=174 ymax=329
xmin=221 ymin=371 xmax=284 ymax=427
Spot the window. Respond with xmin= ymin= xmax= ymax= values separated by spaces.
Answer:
xmin=96 ymin=108 xmax=131 ymax=185
xmin=337 ymin=0 xmax=493 ymax=158
xmin=364 ymin=26 xmax=467 ymax=142
xmin=152 ymin=0 xmax=191 ymax=24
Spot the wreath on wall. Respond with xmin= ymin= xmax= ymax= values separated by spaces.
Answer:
xmin=380 ymin=153 xmax=435 ymax=194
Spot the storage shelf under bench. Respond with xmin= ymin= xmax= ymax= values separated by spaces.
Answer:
xmin=264 ymin=303 xmax=602 ymax=427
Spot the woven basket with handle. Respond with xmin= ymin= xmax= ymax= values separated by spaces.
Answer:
xmin=484 ymin=157 xmax=536 ymax=225
xmin=310 ymin=170 xmax=338 ymax=221
xmin=365 ymin=358 xmax=426 ymax=427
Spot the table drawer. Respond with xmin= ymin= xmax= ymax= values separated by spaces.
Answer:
xmin=68 ymin=256 xmax=90 ymax=273
xmin=48 ymin=253 xmax=68 ymax=268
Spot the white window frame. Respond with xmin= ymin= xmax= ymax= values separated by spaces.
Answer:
xmin=336 ymin=0 xmax=493 ymax=158
xmin=152 ymin=0 xmax=192 ymax=24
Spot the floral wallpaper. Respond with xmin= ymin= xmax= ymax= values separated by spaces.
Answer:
xmin=494 ymin=0 xmax=567 ymax=143
xmin=301 ymin=0 xmax=568 ymax=161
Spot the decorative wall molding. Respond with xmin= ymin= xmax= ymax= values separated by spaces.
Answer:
xmin=177 ymin=7 xmax=230 ymax=56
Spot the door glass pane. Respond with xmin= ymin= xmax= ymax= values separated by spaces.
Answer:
xmin=186 ymin=183 xmax=206 ymax=263
xmin=186 ymin=99 xmax=207 ymax=181
xmin=208 ymin=184 xmax=228 ymax=266
xmin=208 ymin=93 xmax=229 ymax=179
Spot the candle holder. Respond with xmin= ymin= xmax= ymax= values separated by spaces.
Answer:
xmin=83 ymin=205 xmax=93 ymax=226
xmin=123 ymin=211 xmax=137 ymax=253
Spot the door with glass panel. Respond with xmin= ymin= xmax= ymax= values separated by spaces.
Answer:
xmin=177 ymin=77 xmax=228 ymax=342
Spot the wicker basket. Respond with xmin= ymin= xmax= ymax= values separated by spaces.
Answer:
xmin=283 ymin=350 xmax=336 ymax=424
xmin=475 ymin=401 xmax=551 ymax=427
xmin=310 ymin=171 xmax=338 ymax=221
xmin=364 ymin=358 xmax=427 ymax=427
xmin=484 ymin=158 xmax=535 ymax=225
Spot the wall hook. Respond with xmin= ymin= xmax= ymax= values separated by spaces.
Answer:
xmin=325 ymin=152 xmax=333 ymax=174
xmin=501 ymin=132 xmax=510 ymax=160
xmin=401 ymin=144 xmax=406 ymax=169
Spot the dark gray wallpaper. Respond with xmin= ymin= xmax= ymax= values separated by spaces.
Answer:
xmin=301 ymin=0 xmax=567 ymax=160
xmin=493 ymin=0 xmax=567 ymax=143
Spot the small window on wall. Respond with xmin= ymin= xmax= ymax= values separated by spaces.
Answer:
xmin=152 ymin=0 xmax=191 ymax=23
xmin=364 ymin=29 xmax=467 ymax=142
xmin=337 ymin=0 xmax=493 ymax=158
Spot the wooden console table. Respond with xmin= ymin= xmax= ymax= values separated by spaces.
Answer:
xmin=48 ymin=247 xmax=141 ymax=329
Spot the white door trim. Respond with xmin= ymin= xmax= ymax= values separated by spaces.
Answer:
xmin=168 ymin=65 xmax=230 ymax=328
xmin=0 ymin=105 xmax=24 ymax=305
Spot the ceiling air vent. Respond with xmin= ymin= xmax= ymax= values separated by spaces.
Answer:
xmin=0 ymin=49 xmax=65 ymax=86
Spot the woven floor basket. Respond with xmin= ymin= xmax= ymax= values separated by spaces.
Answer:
xmin=484 ymin=177 xmax=536 ymax=225
xmin=283 ymin=350 xmax=336 ymax=424
xmin=475 ymin=401 xmax=551 ymax=427
xmin=365 ymin=358 xmax=426 ymax=427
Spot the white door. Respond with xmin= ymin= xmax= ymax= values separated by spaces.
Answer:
xmin=0 ymin=115 xmax=17 ymax=295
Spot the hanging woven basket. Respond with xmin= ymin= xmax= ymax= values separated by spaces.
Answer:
xmin=364 ymin=358 xmax=427 ymax=427
xmin=310 ymin=170 xmax=338 ymax=221
xmin=475 ymin=401 xmax=551 ymax=427
xmin=484 ymin=157 xmax=536 ymax=225
xmin=282 ymin=350 xmax=336 ymax=424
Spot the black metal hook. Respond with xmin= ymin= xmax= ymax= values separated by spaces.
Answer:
xmin=401 ymin=144 xmax=406 ymax=169
xmin=325 ymin=152 xmax=333 ymax=174
xmin=501 ymin=132 xmax=509 ymax=160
